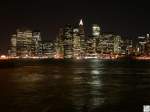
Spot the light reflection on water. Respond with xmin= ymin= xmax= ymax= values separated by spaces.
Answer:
xmin=0 ymin=60 xmax=150 ymax=112
xmin=91 ymin=70 xmax=100 ymax=75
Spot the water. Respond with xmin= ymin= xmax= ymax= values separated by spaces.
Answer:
xmin=0 ymin=59 xmax=150 ymax=112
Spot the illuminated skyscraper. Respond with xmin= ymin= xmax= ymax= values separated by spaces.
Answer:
xmin=92 ymin=24 xmax=100 ymax=38
xmin=114 ymin=36 xmax=122 ymax=54
xmin=136 ymin=34 xmax=150 ymax=55
xmin=146 ymin=34 xmax=150 ymax=42
xmin=97 ymin=34 xmax=114 ymax=54
xmin=79 ymin=19 xmax=85 ymax=57
xmin=73 ymin=28 xmax=81 ymax=58
xmin=92 ymin=24 xmax=101 ymax=53
xmin=54 ymin=28 xmax=64 ymax=59
xmin=32 ymin=31 xmax=41 ymax=56
xmin=63 ymin=24 xmax=73 ymax=58
xmin=33 ymin=31 xmax=41 ymax=42
xmin=145 ymin=34 xmax=150 ymax=55
xmin=38 ymin=41 xmax=54 ymax=58
xmin=9 ymin=34 xmax=17 ymax=57
xmin=9 ymin=29 xmax=41 ymax=57
xmin=85 ymin=38 xmax=97 ymax=57
xmin=137 ymin=36 xmax=147 ymax=54
xmin=16 ymin=29 xmax=33 ymax=57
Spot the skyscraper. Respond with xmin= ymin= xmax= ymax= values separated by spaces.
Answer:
xmin=39 ymin=41 xmax=54 ymax=58
xmin=54 ymin=28 xmax=64 ymax=59
xmin=73 ymin=28 xmax=81 ymax=58
xmin=79 ymin=19 xmax=85 ymax=57
xmin=114 ymin=36 xmax=122 ymax=54
xmin=137 ymin=36 xmax=147 ymax=55
xmin=85 ymin=38 xmax=96 ymax=57
xmin=9 ymin=34 xmax=17 ymax=57
xmin=92 ymin=24 xmax=100 ymax=38
xmin=63 ymin=24 xmax=73 ymax=58
xmin=16 ymin=29 xmax=33 ymax=57
xmin=9 ymin=29 xmax=42 ymax=57
xmin=32 ymin=31 xmax=41 ymax=56
xmin=92 ymin=24 xmax=101 ymax=53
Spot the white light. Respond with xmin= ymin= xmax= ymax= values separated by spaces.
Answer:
xmin=0 ymin=55 xmax=7 ymax=59
xmin=144 ymin=105 xmax=150 ymax=112
xmin=138 ymin=36 xmax=145 ymax=39
xmin=85 ymin=56 xmax=98 ymax=59
xmin=79 ymin=19 xmax=83 ymax=26
xmin=91 ymin=70 xmax=100 ymax=75
xmin=76 ymin=57 xmax=81 ymax=60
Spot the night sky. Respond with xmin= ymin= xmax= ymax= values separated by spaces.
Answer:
xmin=0 ymin=0 xmax=150 ymax=54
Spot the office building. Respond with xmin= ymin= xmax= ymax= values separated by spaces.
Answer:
xmin=114 ymin=36 xmax=122 ymax=54
xmin=9 ymin=34 xmax=17 ymax=57
xmin=79 ymin=19 xmax=85 ymax=57
xmin=73 ymin=28 xmax=81 ymax=58
xmin=63 ymin=24 xmax=73 ymax=58
xmin=32 ymin=31 xmax=42 ymax=56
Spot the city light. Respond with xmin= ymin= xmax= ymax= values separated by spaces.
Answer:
xmin=4 ymin=19 xmax=150 ymax=60
xmin=0 ymin=55 xmax=7 ymax=59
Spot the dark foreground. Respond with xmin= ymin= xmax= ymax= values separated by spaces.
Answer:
xmin=0 ymin=59 xmax=150 ymax=112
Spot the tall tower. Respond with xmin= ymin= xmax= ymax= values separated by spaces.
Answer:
xmin=146 ymin=34 xmax=150 ymax=42
xmin=79 ymin=19 xmax=83 ymax=26
xmin=63 ymin=24 xmax=73 ymax=58
xmin=73 ymin=27 xmax=81 ymax=58
xmin=92 ymin=24 xmax=101 ymax=53
xmin=79 ymin=19 xmax=85 ymax=38
xmin=92 ymin=24 xmax=100 ymax=38
xmin=9 ymin=34 xmax=17 ymax=57
xmin=16 ymin=29 xmax=33 ymax=57
xmin=79 ymin=19 xmax=85 ymax=57
xmin=32 ymin=31 xmax=41 ymax=56
xmin=55 ymin=28 xmax=64 ymax=59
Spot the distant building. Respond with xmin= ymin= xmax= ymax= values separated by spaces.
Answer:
xmin=9 ymin=34 xmax=17 ymax=57
xmin=97 ymin=34 xmax=113 ymax=54
xmin=63 ymin=24 xmax=73 ymax=59
xmin=8 ymin=20 xmax=133 ymax=59
xmin=9 ymin=29 xmax=42 ymax=57
xmin=92 ymin=24 xmax=101 ymax=53
xmin=121 ymin=39 xmax=133 ymax=55
xmin=73 ymin=28 xmax=81 ymax=58
xmin=38 ymin=41 xmax=54 ymax=58
xmin=79 ymin=19 xmax=86 ymax=57
xmin=136 ymin=34 xmax=150 ymax=55
xmin=54 ymin=28 xmax=64 ymax=59
xmin=96 ymin=34 xmax=122 ymax=54
xmin=32 ymin=31 xmax=42 ymax=56
xmin=85 ymin=38 xmax=96 ymax=56
xmin=16 ymin=29 xmax=33 ymax=57
xmin=136 ymin=36 xmax=147 ymax=55
xmin=55 ymin=19 xmax=85 ymax=59
xmin=114 ymin=36 xmax=122 ymax=54
xmin=92 ymin=24 xmax=100 ymax=38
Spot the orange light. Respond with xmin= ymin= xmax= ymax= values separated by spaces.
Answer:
xmin=0 ymin=55 xmax=7 ymax=59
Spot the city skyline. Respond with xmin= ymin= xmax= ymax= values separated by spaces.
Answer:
xmin=1 ymin=1 xmax=150 ymax=112
xmin=5 ymin=20 xmax=124 ymax=59
xmin=1 ymin=0 xmax=150 ymax=54
xmin=4 ymin=19 xmax=150 ymax=60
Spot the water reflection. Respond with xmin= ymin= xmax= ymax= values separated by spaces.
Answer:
xmin=0 ymin=60 xmax=150 ymax=112
xmin=91 ymin=70 xmax=100 ymax=75
xmin=69 ymin=61 xmax=104 ymax=112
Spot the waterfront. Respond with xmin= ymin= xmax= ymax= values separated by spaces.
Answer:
xmin=0 ymin=59 xmax=150 ymax=112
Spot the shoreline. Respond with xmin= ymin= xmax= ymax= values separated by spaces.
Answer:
xmin=0 ymin=57 xmax=150 ymax=68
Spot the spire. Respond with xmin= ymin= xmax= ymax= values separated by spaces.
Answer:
xmin=79 ymin=19 xmax=83 ymax=26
